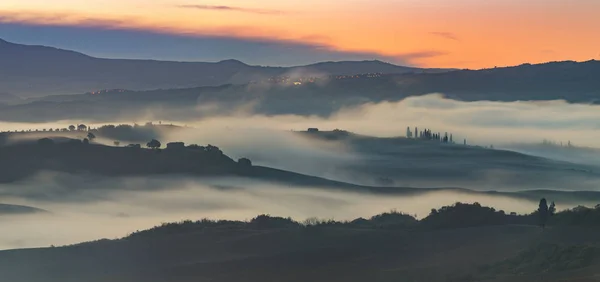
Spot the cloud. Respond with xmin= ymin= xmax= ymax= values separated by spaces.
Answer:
xmin=396 ymin=50 xmax=449 ymax=60
xmin=176 ymin=4 xmax=285 ymax=15
xmin=429 ymin=31 xmax=459 ymax=41
xmin=0 ymin=10 xmax=445 ymax=66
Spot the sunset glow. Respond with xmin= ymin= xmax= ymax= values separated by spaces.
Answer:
xmin=1 ymin=0 xmax=599 ymax=68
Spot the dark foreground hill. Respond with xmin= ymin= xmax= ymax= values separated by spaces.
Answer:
xmin=2 ymin=203 xmax=600 ymax=282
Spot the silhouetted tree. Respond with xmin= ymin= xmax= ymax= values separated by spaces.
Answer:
xmin=78 ymin=124 xmax=87 ymax=131
xmin=147 ymin=139 xmax=161 ymax=149
xmin=113 ymin=141 xmax=120 ymax=147
xmin=206 ymin=144 xmax=222 ymax=154
xmin=549 ymin=201 xmax=556 ymax=216
xmin=87 ymin=132 xmax=96 ymax=141
xmin=538 ymin=198 xmax=549 ymax=228
xmin=238 ymin=158 xmax=252 ymax=167
xmin=68 ymin=125 xmax=76 ymax=131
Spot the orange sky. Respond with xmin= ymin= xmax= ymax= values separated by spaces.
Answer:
xmin=1 ymin=0 xmax=599 ymax=68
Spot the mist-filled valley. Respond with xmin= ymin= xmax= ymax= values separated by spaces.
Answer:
xmin=1 ymin=93 xmax=600 ymax=252
xmin=1 ymin=34 xmax=600 ymax=281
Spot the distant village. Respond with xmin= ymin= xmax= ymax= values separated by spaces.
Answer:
xmin=260 ymin=73 xmax=384 ymax=86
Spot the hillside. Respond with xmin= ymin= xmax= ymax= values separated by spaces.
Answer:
xmin=3 ymin=126 xmax=600 ymax=192
xmin=1 ymin=133 xmax=600 ymax=206
xmin=0 ymin=139 xmax=243 ymax=183
xmin=0 ymin=39 xmax=448 ymax=98
xmin=2 ymin=204 xmax=600 ymax=282
xmin=290 ymin=131 xmax=600 ymax=192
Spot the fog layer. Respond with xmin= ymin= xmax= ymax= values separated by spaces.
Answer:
xmin=1 ymin=173 xmax=587 ymax=250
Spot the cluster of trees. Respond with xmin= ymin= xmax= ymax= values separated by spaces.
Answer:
xmin=125 ymin=198 xmax=592 ymax=241
xmin=1 ymin=124 xmax=90 ymax=134
xmin=406 ymin=127 xmax=461 ymax=144
xmin=542 ymin=139 xmax=576 ymax=148
xmin=33 ymin=135 xmax=234 ymax=160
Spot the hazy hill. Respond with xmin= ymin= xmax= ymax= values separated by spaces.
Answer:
xmin=0 ymin=39 xmax=448 ymax=98
xmin=0 ymin=203 xmax=47 ymax=215
xmin=290 ymin=131 xmax=600 ymax=191
xmin=0 ymin=59 xmax=598 ymax=122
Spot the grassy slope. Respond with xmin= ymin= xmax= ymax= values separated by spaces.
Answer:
xmin=1 ymin=225 xmax=600 ymax=282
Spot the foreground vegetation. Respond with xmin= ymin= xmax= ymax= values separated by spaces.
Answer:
xmin=124 ymin=202 xmax=600 ymax=240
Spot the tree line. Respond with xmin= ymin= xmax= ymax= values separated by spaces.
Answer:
xmin=126 ymin=198 xmax=599 ymax=241
xmin=406 ymin=126 xmax=464 ymax=144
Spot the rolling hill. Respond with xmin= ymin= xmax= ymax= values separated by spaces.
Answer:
xmin=1 ymin=131 xmax=600 ymax=203
xmin=0 ymin=39 xmax=449 ymax=98
xmin=1 ymin=216 xmax=600 ymax=282
xmin=0 ymin=58 xmax=598 ymax=122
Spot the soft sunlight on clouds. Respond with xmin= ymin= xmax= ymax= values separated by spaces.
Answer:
xmin=1 ymin=0 xmax=599 ymax=67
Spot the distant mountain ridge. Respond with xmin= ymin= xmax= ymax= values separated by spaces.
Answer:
xmin=1 ymin=57 xmax=597 ymax=122
xmin=0 ymin=39 xmax=451 ymax=98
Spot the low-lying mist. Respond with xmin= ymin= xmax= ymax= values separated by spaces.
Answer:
xmin=1 ymin=172 xmax=591 ymax=250
xmin=2 ymin=94 xmax=600 ymax=188
xmin=4 ymin=93 xmax=600 ymax=147
xmin=2 ymin=95 xmax=600 ymax=249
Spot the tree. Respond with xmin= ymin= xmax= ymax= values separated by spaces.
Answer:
xmin=549 ymin=201 xmax=556 ymax=216
xmin=78 ymin=124 xmax=88 ymax=131
xmin=146 ymin=139 xmax=161 ymax=149
xmin=113 ymin=141 xmax=121 ymax=147
xmin=538 ymin=198 xmax=549 ymax=228
xmin=68 ymin=125 xmax=76 ymax=131
xmin=238 ymin=158 xmax=252 ymax=167
xmin=206 ymin=144 xmax=222 ymax=154
xmin=87 ymin=132 xmax=96 ymax=141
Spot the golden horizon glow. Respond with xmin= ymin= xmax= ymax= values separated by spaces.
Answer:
xmin=1 ymin=0 xmax=599 ymax=68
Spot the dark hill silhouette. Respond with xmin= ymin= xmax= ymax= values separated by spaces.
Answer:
xmin=0 ymin=39 xmax=450 ymax=98
xmin=3 ymin=203 xmax=600 ymax=282
xmin=292 ymin=60 xmax=448 ymax=75
xmin=0 ymin=140 xmax=241 ymax=183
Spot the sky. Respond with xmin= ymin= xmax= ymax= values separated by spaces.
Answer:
xmin=0 ymin=0 xmax=599 ymax=68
